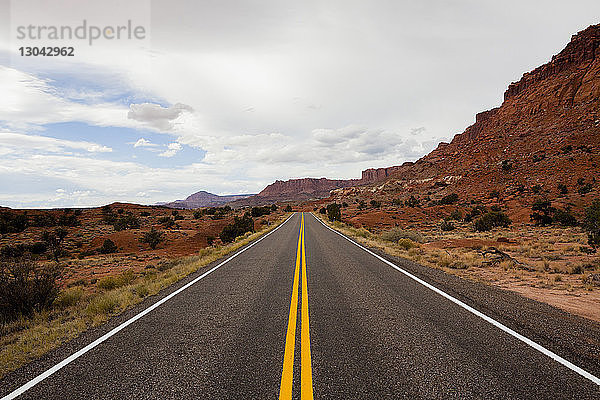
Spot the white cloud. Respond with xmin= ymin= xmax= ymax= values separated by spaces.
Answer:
xmin=0 ymin=131 xmax=112 ymax=153
xmin=127 ymin=103 xmax=193 ymax=131
xmin=133 ymin=138 xmax=158 ymax=148
xmin=159 ymin=142 xmax=183 ymax=158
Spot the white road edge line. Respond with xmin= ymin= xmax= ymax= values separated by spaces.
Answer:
xmin=311 ymin=213 xmax=600 ymax=386
xmin=2 ymin=214 xmax=295 ymax=400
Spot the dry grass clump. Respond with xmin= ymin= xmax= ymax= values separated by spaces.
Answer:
xmin=380 ymin=227 xmax=426 ymax=243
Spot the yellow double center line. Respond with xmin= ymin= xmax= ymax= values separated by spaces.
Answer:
xmin=279 ymin=213 xmax=313 ymax=399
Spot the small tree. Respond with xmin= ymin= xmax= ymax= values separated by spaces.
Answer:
xmin=42 ymin=227 xmax=68 ymax=262
xmin=530 ymin=199 xmax=554 ymax=226
xmin=584 ymin=200 xmax=600 ymax=249
xmin=440 ymin=193 xmax=459 ymax=205
xmin=220 ymin=214 xmax=254 ymax=243
xmin=326 ymin=203 xmax=342 ymax=222
xmin=141 ymin=228 xmax=164 ymax=250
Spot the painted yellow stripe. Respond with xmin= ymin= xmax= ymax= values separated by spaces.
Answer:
xmin=279 ymin=215 xmax=303 ymax=400
xmin=300 ymin=213 xmax=314 ymax=399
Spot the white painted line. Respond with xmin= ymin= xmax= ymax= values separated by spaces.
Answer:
xmin=311 ymin=213 xmax=600 ymax=386
xmin=2 ymin=214 xmax=295 ymax=400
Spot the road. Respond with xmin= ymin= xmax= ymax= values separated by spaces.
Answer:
xmin=1 ymin=212 xmax=600 ymax=399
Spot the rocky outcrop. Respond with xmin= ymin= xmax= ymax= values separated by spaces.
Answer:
xmin=327 ymin=24 xmax=600 ymax=212
xmin=504 ymin=24 xmax=600 ymax=101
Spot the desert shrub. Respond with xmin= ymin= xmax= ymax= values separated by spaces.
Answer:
xmin=140 ymin=211 xmax=151 ymax=217
xmin=449 ymin=210 xmax=463 ymax=221
xmin=358 ymin=200 xmax=367 ymax=210
xmin=341 ymin=202 xmax=348 ymax=208
xmin=464 ymin=205 xmax=487 ymax=222
xmin=553 ymin=208 xmax=578 ymax=226
xmin=53 ymin=286 xmax=84 ymax=309
xmin=489 ymin=190 xmax=500 ymax=199
xmin=380 ymin=228 xmax=425 ymax=243
xmin=31 ymin=213 xmax=57 ymax=227
xmin=392 ymin=198 xmax=403 ymax=206
xmin=397 ymin=238 xmax=418 ymax=250
xmin=206 ymin=236 xmax=215 ymax=246
xmin=584 ymin=200 xmax=600 ymax=249
xmin=1 ymin=244 xmax=27 ymax=259
xmin=0 ymin=212 xmax=28 ymax=234
xmin=113 ymin=213 xmax=140 ymax=231
xmin=140 ymin=228 xmax=164 ymax=249
xmin=0 ymin=258 xmax=62 ymax=323
xmin=530 ymin=198 xmax=554 ymax=226
xmin=42 ymin=227 xmax=68 ymax=262
xmin=370 ymin=200 xmax=381 ymax=208
xmin=251 ymin=206 xmax=272 ymax=217
xmin=193 ymin=210 xmax=203 ymax=219
xmin=271 ymin=204 xmax=278 ymax=212
xmin=501 ymin=159 xmax=513 ymax=172
xmin=558 ymin=183 xmax=568 ymax=195
xmin=440 ymin=220 xmax=456 ymax=231
xmin=474 ymin=211 xmax=511 ymax=232
xmin=326 ymin=203 xmax=342 ymax=222
xmin=284 ymin=205 xmax=293 ymax=212
xmin=97 ymin=270 xmax=135 ymax=291
xmin=578 ymin=183 xmax=593 ymax=195
xmin=58 ymin=213 xmax=78 ymax=227
xmin=405 ymin=195 xmax=420 ymax=208
xmin=562 ymin=145 xmax=573 ymax=154
xmin=532 ymin=153 xmax=545 ymax=162
xmin=440 ymin=193 xmax=459 ymax=205
xmin=220 ymin=214 xmax=254 ymax=243
xmin=319 ymin=207 xmax=326 ymax=214
xmin=531 ymin=185 xmax=542 ymax=194
xmin=98 ymin=239 xmax=118 ymax=254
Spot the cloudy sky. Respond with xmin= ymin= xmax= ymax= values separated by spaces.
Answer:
xmin=1 ymin=0 xmax=599 ymax=208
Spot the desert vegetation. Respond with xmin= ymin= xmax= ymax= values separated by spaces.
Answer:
xmin=0 ymin=209 xmax=288 ymax=378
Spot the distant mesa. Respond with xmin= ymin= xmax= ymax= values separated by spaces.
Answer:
xmin=162 ymin=191 xmax=254 ymax=209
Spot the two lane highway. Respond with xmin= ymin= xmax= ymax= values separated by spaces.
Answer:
xmin=1 ymin=212 xmax=599 ymax=399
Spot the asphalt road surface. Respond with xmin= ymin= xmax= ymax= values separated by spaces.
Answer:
xmin=2 ymin=212 xmax=600 ymax=399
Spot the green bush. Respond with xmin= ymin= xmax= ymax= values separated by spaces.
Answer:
xmin=584 ymin=200 xmax=600 ymax=249
xmin=474 ymin=211 xmax=511 ymax=232
xmin=558 ymin=183 xmax=568 ymax=195
xmin=0 ymin=258 xmax=62 ymax=323
xmin=370 ymin=200 xmax=381 ymax=208
xmin=530 ymin=199 xmax=554 ymax=226
xmin=578 ymin=183 xmax=593 ymax=195
xmin=405 ymin=196 xmax=420 ymax=208
xmin=326 ymin=203 xmax=342 ymax=222
xmin=501 ymin=160 xmax=513 ymax=172
xmin=42 ymin=227 xmax=69 ymax=262
xmin=553 ymin=208 xmax=578 ymax=226
xmin=284 ymin=205 xmax=293 ymax=212
xmin=99 ymin=239 xmax=118 ymax=254
xmin=251 ymin=206 xmax=272 ymax=217
xmin=113 ymin=214 xmax=140 ymax=231
xmin=220 ymin=214 xmax=254 ymax=243
xmin=440 ymin=220 xmax=456 ymax=231
xmin=140 ymin=228 xmax=164 ymax=249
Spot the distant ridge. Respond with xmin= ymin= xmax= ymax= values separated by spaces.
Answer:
xmin=162 ymin=191 xmax=254 ymax=209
